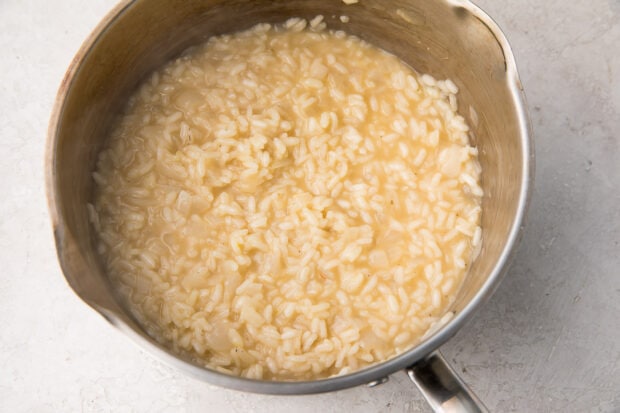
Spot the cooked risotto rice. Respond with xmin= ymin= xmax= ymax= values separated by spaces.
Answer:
xmin=90 ymin=17 xmax=483 ymax=380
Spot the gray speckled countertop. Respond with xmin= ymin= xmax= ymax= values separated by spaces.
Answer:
xmin=1 ymin=0 xmax=618 ymax=412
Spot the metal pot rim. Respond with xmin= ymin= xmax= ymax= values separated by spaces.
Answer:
xmin=46 ymin=0 xmax=534 ymax=394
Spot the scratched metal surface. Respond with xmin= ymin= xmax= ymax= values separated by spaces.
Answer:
xmin=0 ymin=0 xmax=618 ymax=411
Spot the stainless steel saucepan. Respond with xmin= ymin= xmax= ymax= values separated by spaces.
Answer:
xmin=46 ymin=1 xmax=533 ymax=411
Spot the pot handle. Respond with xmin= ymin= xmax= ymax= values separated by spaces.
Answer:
xmin=406 ymin=350 xmax=488 ymax=413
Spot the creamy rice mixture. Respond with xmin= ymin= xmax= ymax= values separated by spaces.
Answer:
xmin=90 ymin=17 xmax=482 ymax=380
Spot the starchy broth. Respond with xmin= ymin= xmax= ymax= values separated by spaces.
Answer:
xmin=90 ymin=17 xmax=482 ymax=380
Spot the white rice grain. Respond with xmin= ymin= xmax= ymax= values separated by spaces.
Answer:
xmin=93 ymin=18 xmax=482 ymax=382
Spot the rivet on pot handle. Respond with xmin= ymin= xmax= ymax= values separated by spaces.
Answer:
xmin=406 ymin=351 xmax=488 ymax=413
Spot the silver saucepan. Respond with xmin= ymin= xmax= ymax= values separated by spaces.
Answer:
xmin=46 ymin=1 xmax=533 ymax=411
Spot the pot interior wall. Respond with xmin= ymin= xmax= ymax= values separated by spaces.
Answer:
xmin=51 ymin=0 xmax=524 ymax=369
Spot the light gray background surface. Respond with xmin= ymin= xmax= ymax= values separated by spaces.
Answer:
xmin=1 ymin=0 xmax=618 ymax=412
